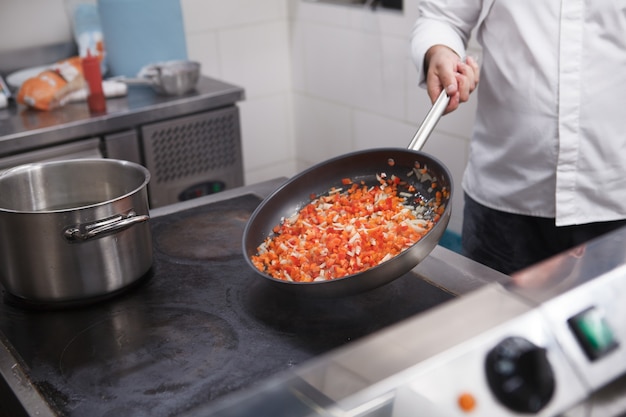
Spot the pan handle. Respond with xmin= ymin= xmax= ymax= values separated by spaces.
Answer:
xmin=64 ymin=211 xmax=150 ymax=242
xmin=408 ymin=90 xmax=450 ymax=151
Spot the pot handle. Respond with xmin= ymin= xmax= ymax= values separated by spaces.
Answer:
xmin=64 ymin=211 xmax=150 ymax=242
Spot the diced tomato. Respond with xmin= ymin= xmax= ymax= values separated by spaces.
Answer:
xmin=251 ymin=173 xmax=442 ymax=282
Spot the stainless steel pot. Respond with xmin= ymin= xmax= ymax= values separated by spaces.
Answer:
xmin=0 ymin=159 xmax=152 ymax=305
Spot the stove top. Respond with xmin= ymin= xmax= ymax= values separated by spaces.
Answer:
xmin=0 ymin=181 xmax=487 ymax=417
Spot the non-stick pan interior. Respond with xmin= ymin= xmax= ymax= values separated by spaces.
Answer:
xmin=243 ymin=147 xmax=453 ymax=297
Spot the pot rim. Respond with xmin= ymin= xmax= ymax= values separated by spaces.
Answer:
xmin=0 ymin=158 xmax=151 ymax=214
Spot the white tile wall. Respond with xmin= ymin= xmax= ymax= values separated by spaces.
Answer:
xmin=352 ymin=109 xmax=415 ymax=150
xmin=293 ymin=95 xmax=353 ymax=162
xmin=182 ymin=0 xmax=287 ymax=31
xmin=219 ymin=21 xmax=292 ymax=97
xmin=186 ymin=31 xmax=221 ymax=77
xmin=0 ymin=0 xmax=71 ymax=52
xmin=181 ymin=0 xmax=296 ymax=188
xmin=351 ymin=34 xmax=408 ymax=119
xmin=239 ymin=94 xmax=295 ymax=183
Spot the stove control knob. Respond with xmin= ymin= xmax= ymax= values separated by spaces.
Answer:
xmin=485 ymin=336 xmax=555 ymax=413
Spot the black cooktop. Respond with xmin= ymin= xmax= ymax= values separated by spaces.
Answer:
xmin=0 ymin=194 xmax=454 ymax=417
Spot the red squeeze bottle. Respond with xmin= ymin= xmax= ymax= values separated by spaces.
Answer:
xmin=81 ymin=50 xmax=106 ymax=113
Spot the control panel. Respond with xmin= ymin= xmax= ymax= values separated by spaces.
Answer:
xmin=392 ymin=251 xmax=626 ymax=417
xmin=392 ymin=307 xmax=587 ymax=417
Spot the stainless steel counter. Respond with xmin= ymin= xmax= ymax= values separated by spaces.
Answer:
xmin=0 ymin=76 xmax=244 ymax=156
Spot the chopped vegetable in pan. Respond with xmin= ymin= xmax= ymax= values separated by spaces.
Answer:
xmin=251 ymin=169 xmax=448 ymax=282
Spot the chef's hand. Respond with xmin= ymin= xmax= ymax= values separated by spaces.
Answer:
xmin=424 ymin=45 xmax=480 ymax=114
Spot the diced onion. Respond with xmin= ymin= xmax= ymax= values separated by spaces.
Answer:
xmin=250 ymin=173 xmax=447 ymax=282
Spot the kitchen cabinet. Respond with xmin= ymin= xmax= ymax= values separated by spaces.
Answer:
xmin=0 ymin=76 xmax=245 ymax=208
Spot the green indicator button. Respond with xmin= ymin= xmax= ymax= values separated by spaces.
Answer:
xmin=568 ymin=307 xmax=619 ymax=361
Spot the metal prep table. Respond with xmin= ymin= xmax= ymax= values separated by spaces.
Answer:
xmin=0 ymin=76 xmax=245 ymax=207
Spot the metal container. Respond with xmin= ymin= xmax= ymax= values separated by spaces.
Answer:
xmin=146 ymin=60 xmax=200 ymax=96
xmin=0 ymin=159 xmax=152 ymax=305
xmin=113 ymin=60 xmax=201 ymax=96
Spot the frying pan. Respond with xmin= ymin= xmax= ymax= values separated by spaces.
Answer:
xmin=243 ymin=91 xmax=451 ymax=297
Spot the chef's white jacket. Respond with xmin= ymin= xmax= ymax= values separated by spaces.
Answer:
xmin=412 ymin=0 xmax=626 ymax=226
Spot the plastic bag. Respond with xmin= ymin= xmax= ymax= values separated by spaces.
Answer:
xmin=16 ymin=57 xmax=86 ymax=111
